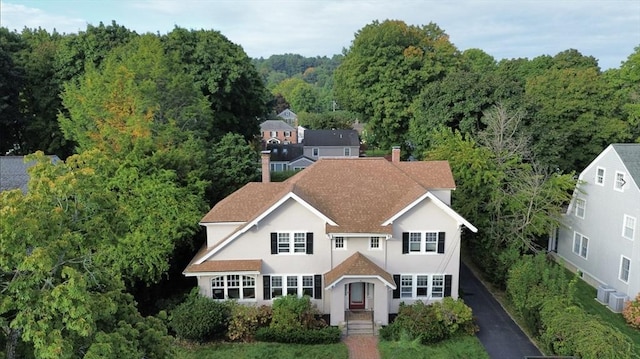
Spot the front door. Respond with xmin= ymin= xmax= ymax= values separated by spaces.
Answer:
xmin=349 ymin=283 xmax=365 ymax=310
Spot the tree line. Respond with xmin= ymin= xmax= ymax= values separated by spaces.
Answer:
xmin=0 ymin=19 xmax=638 ymax=358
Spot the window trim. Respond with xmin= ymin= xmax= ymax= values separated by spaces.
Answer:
xmin=270 ymin=274 xmax=317 ymax=299
xmin=620 ymin=256 xmax=631 ymax=283
xmin=270 ymin=130 xmax=277 ymax=138
xmin=623 ymin=215 xmax=636 ymax=240
xmin=405 ymin=231 xmax=442 ymax=254
xmin=395 ymin=274 xmax=449 ymax=299
xmin=344 ymin=147 xmax=351 ymax=156
xmin=595 ymin=167 xmax=605 ymax=186
xmin=572 ymin=232 xmax=589 ymax=259
xmin=614 ymin=171 xmax=626 ymax=192
xmin=211 ymin=274 xmax=257 ymax=301
xmin=312 ymin=147 xmax=319 ymax=157
xmin=275 ymin=232 xmax=308 ymax=255
xmin=574 ymin=198 xmax=586 ymax=219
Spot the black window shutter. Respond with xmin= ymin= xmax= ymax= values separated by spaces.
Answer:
xmin=306 ymin=232 xmax=314 ymax=254
xmin=402 ymin=233 xmax=409 ymax=254
xmin=392 ymin=274 xmax=401 ymax=298
xmin=263 ymin=275 xmax=271 ymax=300
xmin=314 ymin=274 xmax=322 ymax=299
xmin=444 ymin=275 xmax=452 ymax=297
xmin=437 ymin=232 xmax=446 ymax=254
xmin=270 ymin=233 xmax=277 ymax=254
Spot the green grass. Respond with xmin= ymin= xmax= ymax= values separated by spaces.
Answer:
xmin=378 ymin=335 xmax=489 ymax=359
xmin=571 ymin=273 xmax=640 ymax=356
xmin=174 ymin=341 xmax=349 ymax=359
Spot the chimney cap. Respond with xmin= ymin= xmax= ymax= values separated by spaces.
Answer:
xmin=261 ymin=150 xmax=271 ymax=155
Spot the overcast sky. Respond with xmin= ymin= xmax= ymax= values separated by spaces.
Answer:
xmin=2 ymin=0 xmax=639 ymax=69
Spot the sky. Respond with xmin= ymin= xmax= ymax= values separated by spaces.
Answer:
xmin=1 ymin=0 xmax=639 ymax=70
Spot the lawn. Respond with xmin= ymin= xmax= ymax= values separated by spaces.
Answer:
xmin=379 ymin=335 xmax=489 ymax=359
xmin=174 ymin=341 xmax=349 ymax=359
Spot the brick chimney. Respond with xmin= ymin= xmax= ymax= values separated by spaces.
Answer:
xmin=261 ymin=150 xmax=271 ymax=183
xmin=392 ymin=146 xmax=400 ymax=163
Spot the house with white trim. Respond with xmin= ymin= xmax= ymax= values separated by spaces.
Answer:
xmin=184 ymin=147 xmax=477 ymax=328
xmin=549 ymin=144 xmax=640 ymax=309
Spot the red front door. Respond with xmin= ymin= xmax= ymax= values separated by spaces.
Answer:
xmin=349 ymin=283 xmax=365 ymax=310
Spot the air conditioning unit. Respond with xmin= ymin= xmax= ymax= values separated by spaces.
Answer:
xmin=608 ymin=292 xmax=628 ymax=313
xmin=596 ymin=284 xmax=616 ymax=304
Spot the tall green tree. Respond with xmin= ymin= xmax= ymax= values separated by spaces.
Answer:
xmin=58 ymin=35 xmax=209 ymax=283
xmin=1 ymin=153 xmax=174 ymax=359
xmin=0 ymin=28 xmax=25 ymax=155
xmin=208 ymin=132 xmax=259 ymax=203
xmin=162 ymin=27 xmax=268 ymax=142
xmin=334 ymin=20 xmax=460 ymax=150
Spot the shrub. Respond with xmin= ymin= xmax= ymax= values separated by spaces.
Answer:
xmin=506 ymin=254 xmax=574 ymax=334
xmin=169 ymin=290 xmax=231 ymax=342
xmin=227 ymin=304 xmax=273 ymax=342
xmin=623 ymin=293 xmax=640 ymax=330
xmin=255 ymin=326 xmax=342 ymax=344
xmin=270 ymin=295 xmax=326 ymax=331
xmin=381 ymin=299 xmax=475 ymax=344
xmin=540 ymin=296 xmax=633 ymax=359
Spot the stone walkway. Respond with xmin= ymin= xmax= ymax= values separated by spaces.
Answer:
xmin=343 ymin=335 xmax=380 ymax=359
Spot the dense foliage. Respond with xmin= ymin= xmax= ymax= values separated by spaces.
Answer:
xmin=254 ymin=326 xmax=342 ymax=344
xmin=623 ymin=294 xmax=640 ymax=330
xmin=506 ymin=255 xmax=633 ymax=358
xmin=169 ymin=292 xmax=232 ymax=342
xmin=379 ymin=299 xmax=476 ymax=344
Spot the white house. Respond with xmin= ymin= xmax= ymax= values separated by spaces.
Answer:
xmin=550 ymin=144 xmax=640 ymax=311
xmin=184 ymin=147 xmax=477 ymax=330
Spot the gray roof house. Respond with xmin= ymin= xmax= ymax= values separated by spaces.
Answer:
xmin=183 ymin=147 xmax=477 ymax=331
xmin=260 ymin=120 xmax=298 ymax=145
xmin=0 ymin=155 xmax=60 ymax=193
xmin=265 ymin=143 xmax=315 ymax=172
xmin=302 ymin=129 xmax=360 ymax=159
xmin=549 ymin=144 xmax=640 ymax=311
xmin=276 ymin=109 xmax=297 ymax=126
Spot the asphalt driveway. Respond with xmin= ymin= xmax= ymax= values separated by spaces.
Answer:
xmin=459 ymin=262 xmax=543 ymax=359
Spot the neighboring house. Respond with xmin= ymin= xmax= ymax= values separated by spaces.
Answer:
xmin=0 ymin=155 xmax=60 ymax=193
xmin=550 ymin=144 xmax=640 ymax=311
xmin=183 ymin=147 xmax=477 ymax=327
xmin=276 ymin=109 xmax=298 ymax=126
xmin=265 ymin=143 xmax=315 ymax=172
xmin=303 ymin=129 xmax=360 ymax=159
xmin=260 ymin=120 xmax=297 ymax=145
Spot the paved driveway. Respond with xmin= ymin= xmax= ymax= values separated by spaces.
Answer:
xmin=459 ymin=262 xmax=543 ymax=359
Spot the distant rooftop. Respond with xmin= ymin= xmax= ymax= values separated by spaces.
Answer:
xmin=0 ymin=155 xmax=60 ymax=193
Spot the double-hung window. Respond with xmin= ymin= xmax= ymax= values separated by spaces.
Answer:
xmin=276 ymin=232 xmax=307 ymax=254
xmin=211 ymin=275 xmax=256 ymax=300
xmin=623 ymin=215 xmax=636 ymax=240
xmin=614 ymin=172 xmax=626 ymax=191
xmin=404 ymin=232 xmax=444 ymax=254
xmin=416 ymin=275 xmax=429 ymax=297
xmin=269 ymin=275 xmax=316 ymax=298
xmin=270 ymin=130 xmax=277 ymax=137
xmin=400 ymin=275 xmax=413 ymax=298
xmin=312 ymin=148 xmax=319 ymax=157
xmin=572 ymin=232 xmax=588 ymax=259
xmin=344 ymin=147 xmax=351 ymax=156
xmin=574 ymin=198 xmax=586 ymax=219
xmin=620 ymin=256 xmax=631 ymax=283
xmin=431 ymin=275 xmax=444 ymax=298
xmin=595 ymin=167 xmax=605 ymax=185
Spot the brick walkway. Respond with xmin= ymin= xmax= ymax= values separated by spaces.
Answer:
xmin=343 ymin=335 xmax=380 ymax=359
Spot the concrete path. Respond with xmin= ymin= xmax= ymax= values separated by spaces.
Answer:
xmin=343 ymin=335 xmax=380 ymax=359
xmin=460 ymin=262 xmax=543 ymax=359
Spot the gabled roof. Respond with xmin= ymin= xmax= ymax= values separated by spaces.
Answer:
xmin=324 ymin=252 xmax=396 ymax=289
xmin=0 ymin=155 xmax=60 ymax=193
xmin=277 ymin=109 xmax=297 ymax=119
xmin=302 ymin=129 xmax=359 ymax=147
xmin=260 ymin=120 xmax=296 ymax=131
xmin=193 ymin=157 xmax=473 ymax=266
xmin=612 ymin=144 xmax=640 ymax=191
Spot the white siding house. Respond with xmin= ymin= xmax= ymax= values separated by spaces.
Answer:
xmin=551 ymin=144 xmax=640 ymax=309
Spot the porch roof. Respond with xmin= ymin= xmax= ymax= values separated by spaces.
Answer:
xmin=324 ymin=252 xmax=396 ymax=289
